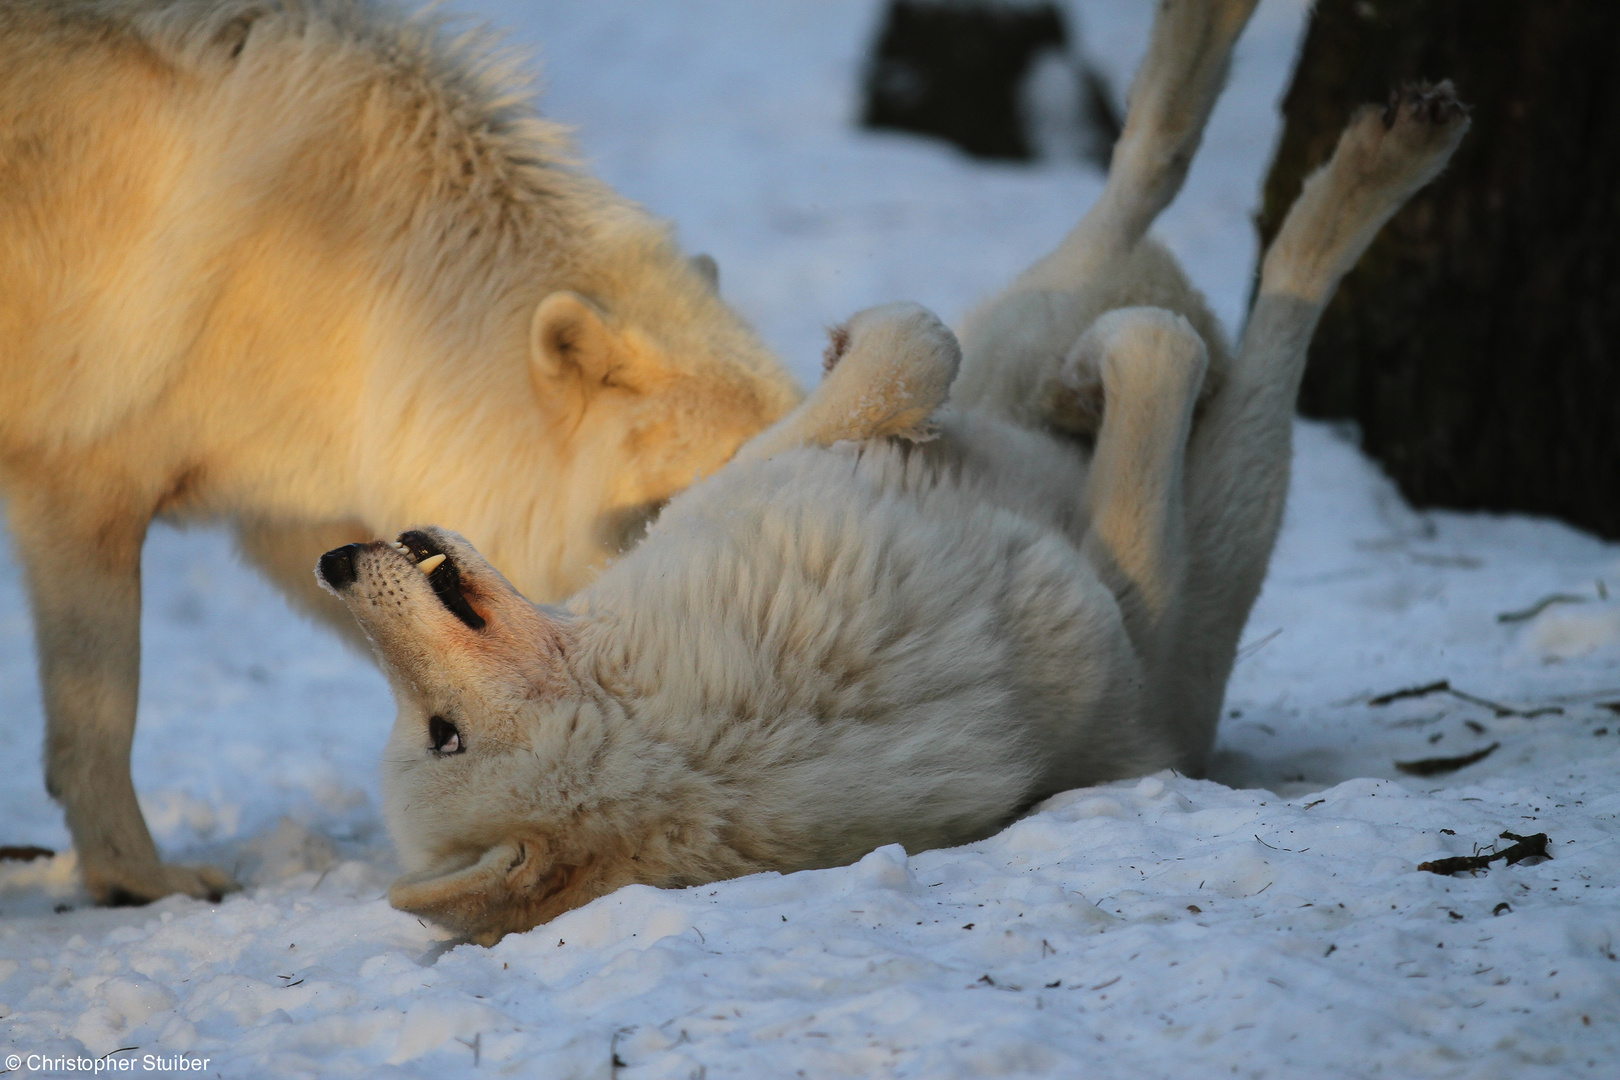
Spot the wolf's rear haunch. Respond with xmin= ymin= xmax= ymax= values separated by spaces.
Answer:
xmin=0 ymin=0 xmax=800 ymax=904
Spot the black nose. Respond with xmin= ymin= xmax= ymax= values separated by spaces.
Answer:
xmin=318 ymin=544 xmax=361 ymax=590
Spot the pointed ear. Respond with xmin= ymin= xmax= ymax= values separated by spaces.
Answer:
xmin=530 ymin=291 xmax=640 ymax=394
xmin=690 ymin=253 xmax=719 ymax=292
xmin=389 ymin=839 xmax=595 ymax=946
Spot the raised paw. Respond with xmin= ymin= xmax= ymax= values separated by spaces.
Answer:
xmin=1043 ymin=308 xmax=1211 ymax=438
xmin=1075 ymin=308 xmax=1207 ymax=399
xmin=1379 ymin=80 xmax=1470 ymax=169
xmin=1259 ymin=78 xmax=1470 ymax=306
xmin=815 ymin=302 xmax=961 ymax=443
xmin=733 ymin=302 xmax=961 ymax=464
xmin=1344 ymin=79 xmax=1471 ymax=196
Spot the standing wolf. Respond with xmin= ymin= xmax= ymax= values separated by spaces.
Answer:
xmin=0 ymin=0 xmax=800 ymax=904
xmin=323 ymin=1 xmax=1470 ymax=943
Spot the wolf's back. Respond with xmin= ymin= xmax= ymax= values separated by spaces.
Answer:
xmin=0 ymin=0 xmax=590 ymax=455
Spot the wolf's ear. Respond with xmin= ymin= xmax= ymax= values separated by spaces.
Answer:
xmin=390 ymin=839 xmax=593 ymax=946
xmin=530 ymin=291 xmax=648 ymax=396
xmin=690 ymin=253 xmax=719 ymax=292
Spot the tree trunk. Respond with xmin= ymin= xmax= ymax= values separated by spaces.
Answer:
xmin=1256 ymin=0 xmax=1620 ymax=539
xmin=859 ymin=0 xmax=1118 ymax=164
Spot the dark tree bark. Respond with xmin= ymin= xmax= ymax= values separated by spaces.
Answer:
xmin=1256 ymin=0 xmax=1620 ymax=539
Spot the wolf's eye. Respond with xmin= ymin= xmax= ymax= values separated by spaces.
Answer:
xmin=428 ymin=715 xmax=463 ymax=755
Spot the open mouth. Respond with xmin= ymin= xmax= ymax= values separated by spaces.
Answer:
xmin=392 ymin=530 xmax=487 ymax=630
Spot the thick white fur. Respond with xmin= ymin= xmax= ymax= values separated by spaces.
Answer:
xmin=329 ymin=0 xmax=1470 ymax=944
xmin=0 ymin=0 xmax=801 ymax=904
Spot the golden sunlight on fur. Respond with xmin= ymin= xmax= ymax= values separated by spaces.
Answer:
xmin=0 ymin=0 xmax=800 ymax=905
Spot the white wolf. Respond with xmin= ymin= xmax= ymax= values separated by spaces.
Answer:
xmin=0 ymin=0 xmax=801 ymax=905
xmin=323 ymin=0 xmax=1469 ymax=944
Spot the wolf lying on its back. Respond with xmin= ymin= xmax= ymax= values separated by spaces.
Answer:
xmin=323 ymin=0 xmax=1469 ymax=944
xmin=0 ymin=0 xmax=799 ymax=904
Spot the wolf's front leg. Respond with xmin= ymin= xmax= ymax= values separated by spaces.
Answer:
xmin=1074 ymin=308 xmax=1207 ymax=673
xmin=1166 ymin=82 xmax=1471 ymax=769
xmin=7 ymin=485 xmax=235 ymax=904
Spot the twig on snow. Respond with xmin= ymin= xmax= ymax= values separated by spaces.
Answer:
xmin=1446 ymin=687 xmax=1561 ymax=718
xmin=1367 ymin=680 xmax=1450 ymax=706
xmin=1366 ymin=679 xmax=1561 ymax=718
xmin=1395 ymin=741 xmax=1500 ymax=776
xmin=1496 ymin=593 xmax=1587 ymax=623
xmin=1418 ymin=832 xmax=1550 ymax=876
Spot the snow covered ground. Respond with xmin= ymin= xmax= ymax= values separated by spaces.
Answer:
xmin=3 ymin=1 xmax=1619 ymax=1076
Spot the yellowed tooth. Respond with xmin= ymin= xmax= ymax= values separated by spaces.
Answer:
xmin=416 ymin=553 xmax=447 ymax=575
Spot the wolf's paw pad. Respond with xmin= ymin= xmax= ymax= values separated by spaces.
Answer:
xmin=1382 ymin=80 xmax=1468 ymax=132
xmin=1367 ymin=80 xmax=1470 ymax=169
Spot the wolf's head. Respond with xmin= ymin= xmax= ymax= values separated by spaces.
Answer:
xmin=316 ymin=526 xmax=652 ymax=945
xmin=526 ymin=242 xmax=802 ymax=570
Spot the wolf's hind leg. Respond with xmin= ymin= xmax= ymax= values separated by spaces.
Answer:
xmin=954 ymin=0 xmax=1255 ymax=418
xmin=733 ymin=303 xmax=960 ymax=465
xmin=1075 ymin=308 xmax=1207 ymax=671
xmin=1164 ymin=82 xmax=1470 ymax=769
xmin=1047 ymin=0 xmax=1260 ymax=274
